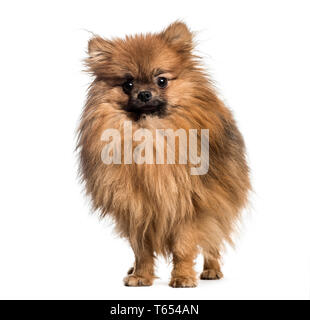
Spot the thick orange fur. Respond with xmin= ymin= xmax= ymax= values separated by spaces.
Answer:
xmin=77 ymin=22 xmax=251 ymax=287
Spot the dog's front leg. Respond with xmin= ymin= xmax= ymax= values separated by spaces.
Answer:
xmin=123 ymin=244 xmax=155 ymax=287
xmin=169 ymin=225 xmax=198 ymax=288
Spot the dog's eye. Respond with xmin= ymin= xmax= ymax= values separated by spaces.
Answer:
xmin=157 ymin=77 xmax=168 ymax=88
xmin=122 ymin=79 xmax=134 ymax=94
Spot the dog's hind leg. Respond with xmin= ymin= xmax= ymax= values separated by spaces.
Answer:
xmin=200 ymin=250 xmax=223 ymax=280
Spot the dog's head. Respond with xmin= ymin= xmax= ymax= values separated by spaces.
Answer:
xmin=86 ymin=22 xmax=202 ymax=120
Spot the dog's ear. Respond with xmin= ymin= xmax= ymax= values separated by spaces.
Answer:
xmin=88 ymin=36 xmax=113 ymax=57
xmin=161 ymin=21 xmax=194 ymax=52
xmin=86 ymin=36 xmax=114 ymax=76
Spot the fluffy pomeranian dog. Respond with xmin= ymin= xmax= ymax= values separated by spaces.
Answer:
xmin=77 ymin=22 xmax=250 ymax=288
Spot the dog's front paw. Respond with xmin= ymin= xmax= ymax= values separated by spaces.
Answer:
xmin=123 ymin=274 xmax=153 ymax=287
xmin=169 ymin=277 xmax=197 ymax=288
xmin=200 ymin=269 xmax=223 ymax=280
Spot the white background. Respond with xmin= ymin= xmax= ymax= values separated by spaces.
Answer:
xmin=0 ymin=0 xmax=309 ymax=300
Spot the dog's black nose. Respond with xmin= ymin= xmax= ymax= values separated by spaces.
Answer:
xmin=137 ymin=91 xmax=152 ymax=102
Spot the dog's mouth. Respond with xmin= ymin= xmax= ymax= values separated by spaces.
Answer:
xmin=125 ymin=100 xmax=167 ymax=117
xmin=134 ymin=104 xmax=161 ymax=114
